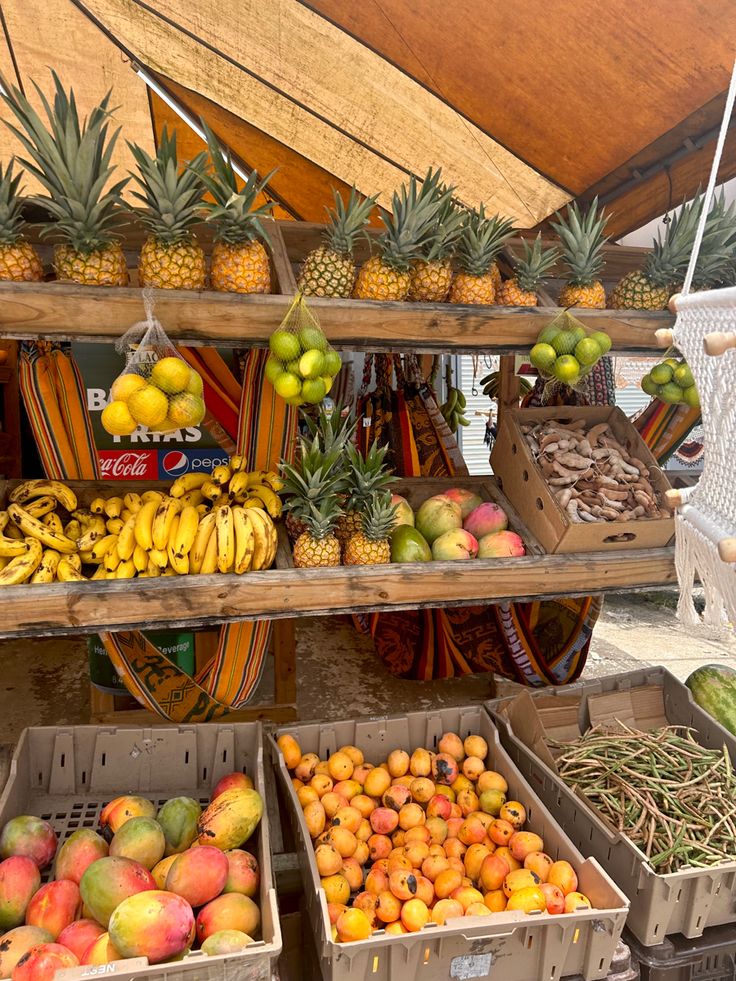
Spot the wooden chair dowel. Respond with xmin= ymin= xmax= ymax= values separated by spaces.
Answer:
xmin=655 ymin=328 xmax=674 ymax=348
xmin=665 ymin=488 xmax=685 ymax=508
xmin=704 ymin=331 xmax=736 ymax=356
xmin=718 ymin=537 xmax=736 ymax=563
xmin=668 ymin=293 xmax=681 ymax=314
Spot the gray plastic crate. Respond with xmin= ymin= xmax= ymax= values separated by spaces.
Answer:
xmin=486 ymin=667 xmax=736 ymax=947
xmin=0 ymin=724 xmax=281 ymax=981
xmin=271 ymin=705 xmax=628 ymax=981
xmin=625 ymin=924 xmax=736 ymax=981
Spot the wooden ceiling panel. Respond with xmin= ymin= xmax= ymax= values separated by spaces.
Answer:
xmin=306 ymin=0 xmax=736 ymax=194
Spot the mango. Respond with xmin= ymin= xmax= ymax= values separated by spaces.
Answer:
xmin=201 ymin=928 xmax=254 ymax=955
xmin=108 ymin=890 xmax=194 ymax=965
xmin=12 ymin=942 xmax=78 ymax=980
xmin=0 ymin=926 xmax=52 ymax=978
xmin=157 ymin=797 xmax=201 ymax=856
xmin=57 ymin=919 xmax=105 ymax=961
xmin=24 ymin=880 xmax=81 ymax=939
xmin=81 ymin=931 xmax=123 ymax=965
xmin=54 ymin=829 xmax=108 ymax=885
xmin=79 ymin=855 xmax=156 ymax=927
xmin=211 ymin=772 xmax=254 ymax=800
xmin=224 ymin=849 xmax=260 ymax=898
xmin=196 ymin=893 xmax=260 ymax=943
xmin=198 ymin=789 xmax=263 ymax=850
xmin=0 ymin=817 xmax=56 ymax=870
xmin=109 ymin=816 xmax=165 ymax=870
xmin=165 ymin=846 xmax=228 ymax=907
xmin=99 ymin=796 xmax=156 ymax=838
xmin=151 ymin=854 xmax=179 ymax=889
xmin=0 ymin=857 xmax=40 ymax=931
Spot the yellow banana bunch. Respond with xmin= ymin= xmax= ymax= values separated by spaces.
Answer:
xmin=106 ymin=517 xmax=124 ymax=534
xmin=211 ymin=464 xmax=232 ymax=487
xmin=0 ymin=513 xmax=30 ymax=557
xmin=57 ymin=557 xmax=86 ymax=582
xmin=9 ymin=479 xmax=77 ymax=512
xmin=123 ymin=492 xmax=142 ymax=514
xmin=104 ymin=497 xmax=124 ymax=519
xmin=31 ymin=549 xmax=60 ymax=584
xmin=76 ymin=512 xmax=107 ymax=552
xmin=152 ymin=496 xmax=182 ymax=551
xmin=89 ymin=497 xmax=106 ymax=514
xmin=232 ymin=506 xmax=255 ymax=574
xmin=134 ymin=500 xmax=159 ymax=551
xmin=247 ymin=506 xmax=278 ymax=571
xmin=7 ymin=504 xmax=77 ymax=553
xmin=178 ymin=488 xmax=204 ymax=508
xmin=43 ymin=513 xmax=66 ymax=535
xmin=90 ymin=534 xmax=119 ymax=562
xmin=171 ymin=506 xmax=199 ymax=558
xmin=142 ymin=490 xmax=164 ymax=504
xmin=117 ymin=514 xmax=138 ymax=560
xmin=246 ymin=484 xmax=282 ymax=518
xmin=170 ymin=472 xmax=210 ymax=498
xmin=133 ymin=544 xmax=149 ymax=573
xmin=200 ymin=529 xmax=219 ymax=575
xmin=0 ymin=538 xmax=43 ymax=584
xmin=25 ymin=496 xmax=56 ymax=518
xmin=189 ymin=512 xmax=216 ymax=574
xmin=116 ymin=559 xmax=136 ymax=579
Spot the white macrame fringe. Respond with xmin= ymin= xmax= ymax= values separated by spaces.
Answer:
xmin=675 ymin=513 xmax=736 ymax=631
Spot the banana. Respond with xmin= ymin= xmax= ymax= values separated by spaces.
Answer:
xmin=249 ymin=506 xmax=278 ymax=570
xmin=149 ymin=548 xmax=168 ymax=570
xmin=90 ymin=534 xmax=119 ymax=562
xmin=7 ymin=504 xmax=78 ymax=553
xmin=229 ymin=454 xmax=245 ymax=471
xmin=248 ymin=484 xmax=282 ymax=518
xmin=0 ymin=556 xmax=10 ymax=571
xmin=103 ymin=496 xmax=124 ymax=519
xmin=134 ymin=500 xmax=159 ymax=551
xmin=116 ymin=559 xmax=136 ymax=579
xmin=171 ymin=505 xmax=199 ymax=557
xmin=161 ymin=567 xmax=177 ymax=576
xmin=9 ymin=479 xmax=77 ymax=512
xmin=167 ymin=539 xmax=190 ymax=575
xmin=246 ymin=507 xmax=271 ymax=571
xmin=123 ymin=492 xmax=142 ymax=514
xmin=0 ymin=538 xmax=43 ymax=584
xmin=78 ymin=550 xmax=95 ymax=564
xmin=262 ymin=470 xmax=285 ymax=492
xmin=211 ymin=464 xmax=232 ymax=487
xmin=211 ymin=493 xmax=230 ymax=508
xmin=232 ymin=507 xmax=255 ymax=574
xmin=141 ymin=490 xmax=164 ymax=505
xmin=67 ymin=553 xmax=82 ymax=571
xmin=92 ymin=564 xmax=107 ymax=580
xmin=106 ymin=517 xmax=124 ymax=534
xmin=196 ymin=504 xmax=209 ymax=517
xmin=5 ymin=522 xmax=23 ymax=541
xmin=242 ymin=496 xmax=263 ymax=509
xmin=89 ymin=496 xmax=106 ymax=514
xmin=133 ymin=544 xmax=149 ymax=573
xmin=76 ymin=514 xmax=107 ymax=551
xmin=64 ymin=519 xmax=82 ymax=540
xmin=26 ymin=496 xmax=57 ymax=518
xmin=0 ymin=513 xmax=30 ymax=557
xmin=145 ymin=559 xmax=161 ymax=577
xmin=178 ymin=488 xmax=204 ymax=508
xmin=104 ymin=549 xmax=122 ymax=572
xmin=117 ymin=514 xmax=138 ymax=560
xmin=201 ymin=480 xmax=222 ymax=501
xmin=189 ymin=512 xmax=216 ymax=574
xmin=152 ymin=496 xmax=182 ymax=551
xmin=43 ymin=512 xmax=65 ymax=535
xmin=228 ymin=471 xmax=250 ymax=500
xmin=170 ymin=472 xmax=210 ymax=498
xmin=199 ymin=527 xmax=219 ymax=575
xmin=57 ymin=557 xmax=86 ymax=582
xmin=31 ymin=549 xmax=61 ymax=583
xmin=214 ymin=505 xmax=235 ymax=573
xmin=120 ymin=508 xmax=133 ymax=522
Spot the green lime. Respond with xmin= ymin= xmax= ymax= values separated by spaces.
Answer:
xmin=683 ymin=384 xmax=701 ymax=408
xmin=574 ymin=337 xmax=602 ymax=366
xmin=641 ymin=373 xmax=659 ymax=396
xmin=673 ymin=364 xmax=694 ymax=388
xmin=530 ymin=343 xmax=557 ymax=372
xmin=664 ymin=358 xmax=680 ymax=369
xmin=551 ymin=329 xmax=583 ymax=355
xmin=299 ymin=325 xmax=328 ymax=352
xmin=321 ymin=375 xmax=334 ymax=395
xmin=265 ymin=357 xmax=283 ymax=384
xmin=301 ymin=377 xmax=327 ymax=404
xmin=274 ymin=371 xmax=302 ymax=399
xmin=286 ymin=359 xmax=301 ymax=375
xmin=323 ymin=348 xmax=342 ymax=376
xmin=269 ymin=330 xmax=301 ymax=362
xmin=285 ymin=395 xmax=306 ymax=406
xmin=553 ymin=355 xmax=581 ymax=385
xmin=658 ymin=382 xmax=684 ymax=404
xmin=650 ymin=362 xmax=674 ymax=385
xmin=299 ymin=349 xmax=326 ymax=380
xmin=536 ymin=324 xmax=561 ymax=345
xmin=589 ymin=331 xmax=612 ymax=354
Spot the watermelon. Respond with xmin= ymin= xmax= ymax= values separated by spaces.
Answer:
xmin=685 ymin=664 xmax=736 ymax=736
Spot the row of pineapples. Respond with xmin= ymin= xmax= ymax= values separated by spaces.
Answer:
xmin=0 ymin=72 xmax=274 ymax=291
xmin=281 ymin=411 xmax=398 ymax=568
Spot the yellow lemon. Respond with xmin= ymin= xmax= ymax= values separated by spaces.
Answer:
xmin=127 ymin=385 xmax=169 ymax=428
xmin=530 ymin=343 xmax=556 ymax=372
xmin=186 ymin=368 xmax=204 ymax=396
xmin=102 ymin=400 xmax=137 ymax=436
xmin=552 ymin=355 xmax=580 ymax=386
xmin=324 ymin=349 xmax=342 ymax=376
xmin=274 ymin=372 xmax=302 ymax=399
xmin=150 ymin=356 xmax=191 ymax=394
xmin=321 ymin=375 xmax=334 ymax=394
xmin=299 ymin=349 xmax=326 ymax=380
xmin=111 ymin=372 xmax=147 ymax=403
xmin=167 ymin=393 xmax=206 ymax=428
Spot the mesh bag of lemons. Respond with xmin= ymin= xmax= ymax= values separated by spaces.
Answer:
xmin=529 ymin=310 xmax=612 ymax=389
xmin=102 ymin=313 xmax=205 ymax=437
xmin=641 ymin=355 xmax=700 ymax=408
xmin=266 ymin=292 xmax=342 ymax=406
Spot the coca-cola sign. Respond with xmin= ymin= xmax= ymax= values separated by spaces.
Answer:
xmin=99 ymin=450 xmax=158 ymax=480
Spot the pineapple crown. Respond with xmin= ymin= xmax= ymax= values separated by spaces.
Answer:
xmin=420 ymin=170 xmax=465 ymax=262
xmin=360 ymin=490 xmax=399 ymax=541
xmin=551 ymin=197 xmax=608 ymax=286
xmin=0 ymin=70 xmax=128 ymax=253
xmin=643 ymin=194 xmax=704 ymax=289
xmin=455 ymin=205 xmax=516 ymax=277
xmin=127 ymin=127 xmax=207 ymax=245
xmin=0 ymin=160 xmax=26 ymax=246
xmin=200 ymin=120 xmax=276 ymax=245
xmin=281 ymin=430 xmax=348 ymax=518
xmin=376 ymin=171 xmax=444 ymax=272
xmin=303 ymin=404 xmax=357 ymax=456
xmin=692 ymin=191 xmax=736 ymax=289
xmin=299 ymin=496 xmax=344 ymax=540
xmin=324 ymin=187 xmax=376 ymax=256
xmin=511 ymin=233 xmax=560 ymax=292
xmin=345 ymin=441 xmax=396 ymax=510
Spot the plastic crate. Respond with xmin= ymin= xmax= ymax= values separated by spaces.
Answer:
xmin=0 ymin=724 xmax=281 ymax=981
xmin=271 ymin=706 xmax=628 ymax=981
xmin=486 ymin=667 xmax=736 ymax=947
xmin=625 ymin=924 xmax=736 ymax=981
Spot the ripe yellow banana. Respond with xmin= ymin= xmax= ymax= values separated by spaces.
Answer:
xmin=64 ymin=519 xmax=82 ymax=540
xmin=201 ymin=480 xmax=222 ymax=501
xmin=57 ymin=557 xmax=86 ymax=582
xmin=106 ymin=517 xmax=124 ymax=534
xmin=133 ymin=544 xmax=149 ymax=573
xmin=248 ymin=507 xmax=277 ymax=570
xmin=7 ymin=504 xmax=78 ymax=554
xmin=117 ymin=514 xmax=138 ymax=560
xmin=5 ymin=522 xmax=23 ymax=541
xmin=78 ymin=550 xmax=95 ymax=565
xmin=92 ymin=564 xmax=107 ymax=580
xmin=171 ymin=505 xmax=198 ymax=557
xmin=262 ymin=470 xmax=285 ymax=492
xmin=145 ymin=559 xmax=161 ymax=577
xmin=67 ymin=553 xmax=82 ymax=571
xmin=199 ymin=528 xmax=219 ymax=575
xmin=43 ymin=512 xmax=66 ymax=535
xmin=120 ymin=508 xmax=133 ymax=522
xmin=141 ymin=490 xmax=164 ymax=505
xmin=167 ymin=540 xmax=190 ymax=575
xmin=90 ymin=534 xmax=119 ymax=562
xmin=178 ymin=488 xmax=205 ymax=508
xmin=248 ymin=484 xmax=282 ymax=518
xmin=211 ymin=464 xmax=232 ymax=487
xmin=116 ymin=559 xmax=136 ymax=579
xmin=89 ymin=496 xmax=106 ymax=514
xmin=245 ymin=469 xmax=267 ymax=488
xmin=149 ymin=548 xmax=168 ymax=570
xmin=170 ymin=472 xmax=210 ymax=498
xmin=26 ymin=496 xmax=56 ymax=518
xmin=0 ymin=513 xmax=30 ymax=558
xmin=196 ymin=504 xmax=209 ymax=517
xmin=189 ymin=512 xmax=216 ymax=574
xmin=9 ymin=479 xmax=77 ymax=512
xmin=214 ymin=505 xmax=235 ymax=573
xmin=104 ymin=549 xmax=122 ymax=572
xmin=103 ymin=496 xmax=124 ymax=519
xmin=134 ymin=500 xmax=159 ymax=551
xmin=232 ymin=507 xmax=255 ymax=574
xmin=31 ymin=549 xmax=61 ymax=583
xmin=229 ymin=454 xmax=246 ymax=472
xmin=0 ymin=556 xmax=10 ymax=571
xmin=228 ymin=471 xmax=250 ymax=500
xmin=152 ymin=497 xmax=182 ymax=551
xmin=0 ymin=538 xmax=43 ymax=584
xmin=76 ymin=514 xmax=107 ymax=551
xmin=123 ymin=492 xmax=142 ymax=514
xmin=161 ymin=567 xmax=177 ymax=576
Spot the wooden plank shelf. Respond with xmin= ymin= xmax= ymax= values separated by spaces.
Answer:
xmin=0 ymin=281 xmax=673 ymax=355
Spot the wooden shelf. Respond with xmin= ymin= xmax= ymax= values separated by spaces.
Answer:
xmin=0 ymin=281 xmax=672 ymax=355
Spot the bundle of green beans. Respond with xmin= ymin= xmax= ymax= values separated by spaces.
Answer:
xmin=549 ymin=723 xmax=736 ymax=873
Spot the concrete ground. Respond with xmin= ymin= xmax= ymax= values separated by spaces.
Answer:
xmin=0 ymin=590 xmax=734 ymax=745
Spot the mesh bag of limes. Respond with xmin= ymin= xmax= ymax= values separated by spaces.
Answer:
xmin=266 ymin=292 xmax=342 ymax=406
xmin=641 ymin=354 xmax=700 ymax=408
xmin=101 ymin=315 xmax=206 ymax=437
xmin=529 ymin=311 xmax=612 ymax=390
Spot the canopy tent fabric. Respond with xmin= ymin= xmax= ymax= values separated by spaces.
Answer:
xmin=2 ymin=0 xmax=735 ymax=229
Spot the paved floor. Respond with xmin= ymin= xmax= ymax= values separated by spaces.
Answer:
xmin=0 ymin=591 xmax=734 ymax=744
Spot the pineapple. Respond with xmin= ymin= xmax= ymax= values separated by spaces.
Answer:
xmin=281 ymin=435 xmax=346 ymax=567
xmin=551 ymin=198 xmax=608 ymax=308
xmin=0 ymin=71 xmax=129 ymax=285
xmin=409 ymin=170 xmax=464 ymax=302
xmin=128 ymin=127 xmax=208 ymax=290
xmin=496 ymin=233 xmax=559 ymax=306
xmin=343 ymin=491 xmax=398 ymax=566
xmin=353 ymin=174 xmax=442 ymax=301
xmin=0 ymin=161 xmax=43 ymax=282
xmin=299 ymin=187 xmax=376 ymax=297
xmin=449 ymin=206 xmax=516 ymax=305
xmin=337 ymin=441 xmax=396 ymax=546
xmin=201 ymin=122 xmax=276 ymax=294
xmin=292 ymin=499 xmax=343 ymax=568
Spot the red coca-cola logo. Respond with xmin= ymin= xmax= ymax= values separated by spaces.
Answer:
xmin=99 ymin=450 xmax=158 ymax=480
